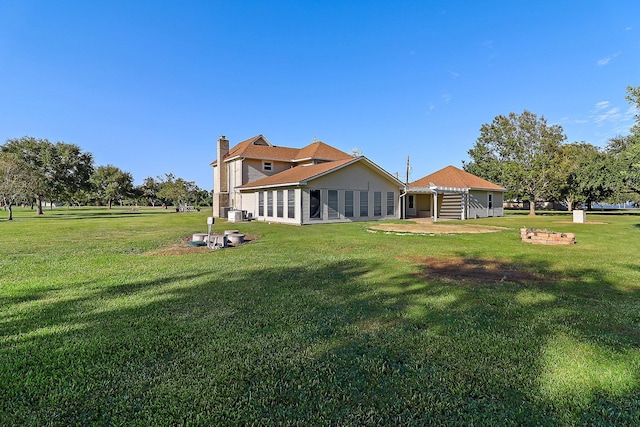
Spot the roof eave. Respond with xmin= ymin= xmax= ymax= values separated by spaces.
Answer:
xmin=239 ymin=181 xmax=306 ymax=192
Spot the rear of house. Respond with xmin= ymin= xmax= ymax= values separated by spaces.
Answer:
xmin=239 ymin=157 xmax=403 ymax=225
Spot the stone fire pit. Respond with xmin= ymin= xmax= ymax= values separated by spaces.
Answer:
xmin=520 ymin=228 xmax=575 ymax=245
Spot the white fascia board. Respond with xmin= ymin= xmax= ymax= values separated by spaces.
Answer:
xmin=239 ymin=182 xmax=305 ymax=192
xmin=409 ymin=186 xmax=469 ymax=193
xmin=470 ymin=187 xmax=507 ymax=192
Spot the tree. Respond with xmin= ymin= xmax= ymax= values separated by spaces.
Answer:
xmin=464 ymin=110 xmax=566 ymax=215
xmin=52 ymin=143 xmax=94 ymax=206
xmin=575 ymin=149 xmax=618 ymax=208
xmin=1 ymin=137 xmax=94 ymax=212
xmin=603 ymin=86 xmax=640 ymax=203
xmin=0 ymin=153 xmax=38 ymax=220
xmin=618 ymin=86 xmax=640 ymax=196
xmin=138 ymin=177 xmax=161 ymax=207
xmin=1 ymin=137 xmax=53 ymax=214
xmin=553 ymin=142 xmax=616 ymax=210
xmin=157 ymin=173 xmax=199 ymax=208
xmin=90 ymin=165 xmax=134 ymax=209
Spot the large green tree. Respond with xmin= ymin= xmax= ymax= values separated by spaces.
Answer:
xmin=464 ymin=110 xmax=566 ymax=215
xmin=90 ymin=165 xmax=134 ymax=209
xmin=610 ymin=86 xmax=640 ymax=197
xmin=1 ymin=137 xmax=94 ymax=212
xmin=1 ymin=137 xmax=53 ymax=214
xmin=53 ymin=143 xmax=94 ymax=206
xmin=0 ymin=153 xmax=39 ymax=220
xmin=554 ymin=142 xmax=617 ymax=210
xmin=138 ymin=177 xmax=161 ymax=207
xmin=157 ymin=173 xmax=199 ymax=208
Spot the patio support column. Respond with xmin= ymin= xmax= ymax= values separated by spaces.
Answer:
xmin=433 ymin=191 xmax=438 ymax=222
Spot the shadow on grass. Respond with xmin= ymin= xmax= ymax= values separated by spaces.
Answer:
xmin=31 ymin=211 xmax=168 ymax=220
xmin=2 ymin=256 xmax=639 ymax=425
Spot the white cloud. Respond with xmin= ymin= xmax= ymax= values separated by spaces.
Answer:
xmin=623 ymin=105 xmax=638 ymax=121
xmin=590 ymin=102 xmax=638 ymax=128
xmin=597 ymin=52 xmax=621 ymax=66
xmin=594 ymin=107 xmax=621 ymax=125
xmin=441 ymin=93 xmax=451 ymax=104
xmin=426 ymin=103 xmax=435 ymax=115
xmin=449 ymin=70 xmax=459 ymax=78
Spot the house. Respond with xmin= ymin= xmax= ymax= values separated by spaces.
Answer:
xmin=406 ymin=165 xmax=506 ymax=220
xmin=211 ymin=135 xmax=404 ymax=225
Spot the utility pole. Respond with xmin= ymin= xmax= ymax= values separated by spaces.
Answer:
xmin=405 ymin=156 xmax=410 ymax=185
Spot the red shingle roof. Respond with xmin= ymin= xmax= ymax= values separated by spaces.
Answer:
xmin=294 ymin=141 xmax=352 ymax=162
xmin=213 ymin=135 xmax=352 ymax=164
xmin=238 ymin=158 xmax=358 ymax=190
xmin=409 ymin=165 xmax=506 ymax=191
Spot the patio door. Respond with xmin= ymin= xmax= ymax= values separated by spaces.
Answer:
xmin=407 ymin=195 xmax=416 ymax=217
xmin=487 ymin=192 xmax=494 ymax=217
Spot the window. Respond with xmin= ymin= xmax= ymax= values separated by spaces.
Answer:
xmin=310 ymin=190 xmax=321 ymax=219
xmin=344 ymin=191 xmax=354 ymax=218
xmin=488 ymin=193 xmax=493 ymax=209
xmin=277 ymin=190 xmax=283 ymax=217
xmin=373 ymin=192 xmax=382 ymax=216
xmin=267 ymin=191 xmax=273 ymax=217
xmin=263 ymin=161 xmax=273 ymax=171
xmin=328 ymin=190 xmax=339 ymax=219
xmin=408 ymin=195 xmax=414 ymax=209
xmin=360 ymin=191 xmax=368 ymax=217
xmin=287 ymin=190 xmax=295 ymax=218
xmin=258 ymin=192 xmax=264 ymax=216
xmin=387 ymin=192 xmax=395 ymax=216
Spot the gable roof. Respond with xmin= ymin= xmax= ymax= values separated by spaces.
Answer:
xmin=238 ymin=158 xmax=357 ymax=190
xmin=238 ymin=156 xmax=402 ymax=191
xmin=224 ymin=134 xmax=299 ymax=162
xmin=409 ymin=165 xmax=506 ymax=191
xmin=294 ymin=141 xmax=352 ymax=162
xmin=212 ymin=135 xmax=352 ymax=166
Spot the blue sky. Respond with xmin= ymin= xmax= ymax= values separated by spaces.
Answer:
xmin=1 ymin=1 xmax=639 ymax=188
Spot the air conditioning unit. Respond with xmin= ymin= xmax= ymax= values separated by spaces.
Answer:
xmin=228 ymin=210 xmax=243 ymax=222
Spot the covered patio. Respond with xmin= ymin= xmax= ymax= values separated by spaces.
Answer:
xmin=404 ymin=185 xmax=470 ymax=221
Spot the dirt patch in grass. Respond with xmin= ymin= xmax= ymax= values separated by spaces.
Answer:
xmin=370 ymin=219 xmax=507 ymax=234
xmin=144 ymin=234 xmax=259 ymax=256
xmin=408 ymin=255 xmax=549 ymax=284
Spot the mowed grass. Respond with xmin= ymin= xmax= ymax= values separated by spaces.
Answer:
xmin=1 ymin=207 xmax=639 ymax=426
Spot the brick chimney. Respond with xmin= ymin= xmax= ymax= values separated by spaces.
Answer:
xmin=213 ymin=135 xmax=230 ymax=217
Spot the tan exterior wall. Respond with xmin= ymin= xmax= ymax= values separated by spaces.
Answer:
xmin=415 ymin=194 xmax=432 ymax=218
xmin=245 ymin=159 xmax=292 ymax=184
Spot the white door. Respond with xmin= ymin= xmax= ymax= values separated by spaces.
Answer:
xmin=407 ymin=195 xmax=416 ymax=217
xmin=487 ymin=193 xmax=494 ymax=217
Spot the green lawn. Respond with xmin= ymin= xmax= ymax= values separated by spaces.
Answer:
xmin=1 ymin=207 xmax=639 ymax=426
